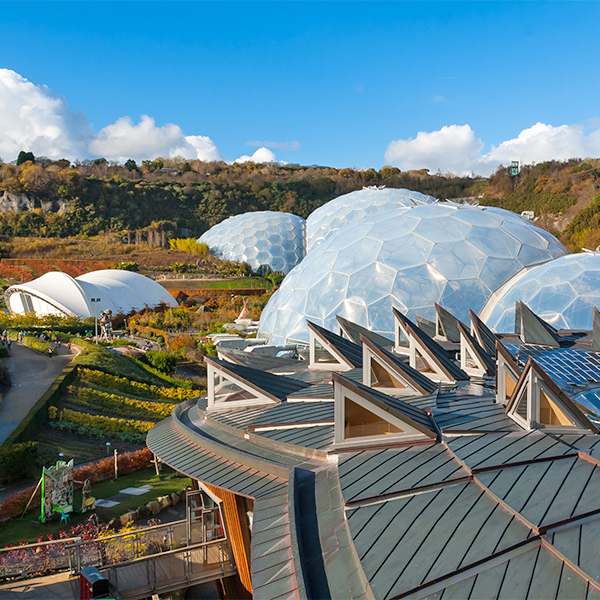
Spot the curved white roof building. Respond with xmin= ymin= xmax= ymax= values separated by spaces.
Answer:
xmin=5 ymin=270 xmax=178 ymax=318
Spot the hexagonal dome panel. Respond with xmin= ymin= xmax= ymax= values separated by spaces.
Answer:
xmin=306 ymin=186 xmax=437 ymax=253
xmin=258 ymin=203 xmax=569 ymax=344
xmin=198 ymin=211 xmax=306 ymax=275
xmin=480 ymin=253 xmax=600 ymax=332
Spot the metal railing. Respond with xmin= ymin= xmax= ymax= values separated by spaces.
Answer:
xmin=0 ymin=536 xmax=82 ymax=578
xmin=0 ymin=518 xmax=224 ymax=580
xmin=69 ymin=519 xmax=202 ymax=574
xmin=103 ymin=539 xmax=235 ymax=600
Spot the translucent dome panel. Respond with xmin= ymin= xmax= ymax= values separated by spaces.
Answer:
xmin=480 ymin=253 xmax=600 ymax=332
xmin=306 ymin=187 xmax=437 ymax=253
xmin=259 ymin=204 xmax=569 ymax=345
xmin=198 ymin=211 xmax=306 ymax=275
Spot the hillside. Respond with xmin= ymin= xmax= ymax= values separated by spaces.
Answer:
xmin=472 ymin=159 xmax=600 ymax=249
xmin=0 ymin=156 xmax=599 ymax=251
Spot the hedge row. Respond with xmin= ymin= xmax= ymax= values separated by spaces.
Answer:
xmin=0 ymin=442 xmax=38 ymax=485
xmin=58 ymin=408 xmax=155 ymax=434
xmin=69 ymin=385 xmax=175 ymax=418
xmin=50 ymin=420 xmax=147 ymax=445
xmin=78 ymin=368 xmax=197 ymax=401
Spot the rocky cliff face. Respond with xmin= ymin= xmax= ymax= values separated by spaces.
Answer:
xmin=0 ymin=192 xmax=70 ymax=214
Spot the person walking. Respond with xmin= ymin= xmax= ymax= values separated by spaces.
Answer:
xmin=48 ymin=346 xmax=53 ymax=358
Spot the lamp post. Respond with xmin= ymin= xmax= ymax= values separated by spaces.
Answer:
xmin=91 ymin=298 xmax=101 ymax=344
xmin=106 ymin=441 xmax=111 ymax=456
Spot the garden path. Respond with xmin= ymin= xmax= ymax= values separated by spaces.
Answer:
xmin=0 ymin=570 xmax=77 ymax=599
xmin=0 ymin=343 xmax=77 ymax=446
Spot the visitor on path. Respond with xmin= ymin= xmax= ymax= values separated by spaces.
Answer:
xmin=7 ymin=339 xmax=11 ymax=352
xmin=48 ymin=346 xmax=53 ymax=358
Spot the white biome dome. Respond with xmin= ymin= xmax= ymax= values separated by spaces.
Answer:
xmin=198 ymin=211 xmax=306 ymax=275
xmin=480 ymin=252 xmax=600 ymax=332
xmin=258 ymin=203 xmax=569 ymax=344
xmin=306 ymin=186 xmax=437 ymax=253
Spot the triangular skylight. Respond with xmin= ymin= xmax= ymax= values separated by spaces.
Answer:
xmin=506 ymin=358 xmax=599 ymax=433
xmin=307 ymin=320 xmax=362 ymax=371
xmin=361 ymin=334 xmax=438 ymax=396
xmin=495 ymin=342 xmax=522 ymax=405
xmin=332 ymin=373 xmax=438 ymax=449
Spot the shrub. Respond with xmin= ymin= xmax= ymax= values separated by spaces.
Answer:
xmin=156 ymin=335 xmax=165 ymax=346
xmin=143 ymin=350 xmax=177 ymax=374
xmin=0 ymin=442 xmax=38 ymax=485
xmin=21 ymin=335 xmax=52 ymax=354
xmin=0 ymin=346 xmax=9 ymax=359
xmin=169 ymin=334 xmax=197 ymax=356
xmin=171 ymin=262 xmax=188 ymax=273
xmin=60 ymin=408 xmax=155 ymax=434
xmin=168 ymin=238 xmax=209 ymax=255
xmin=116 ymin=261 xmax=139 ymax=272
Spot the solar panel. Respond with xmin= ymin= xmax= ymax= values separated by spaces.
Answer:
xmin=505 ymin=344 xmax=600 ymax=386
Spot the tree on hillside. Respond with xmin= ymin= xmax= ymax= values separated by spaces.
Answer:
xmin=16 ymin=151 xmax=35 ymax=165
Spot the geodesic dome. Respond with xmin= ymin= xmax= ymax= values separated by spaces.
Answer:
xmin=198 ymin=211 xmax=306 ymax=275
xmin=479 ymin=253 xmax=600 ymax=332
xmin=258 ymin=203 xmax=569 ymax=344
xmin=5 ymin=270 xmax=178 ymax=318
xmin=306 ymin=187 xmax=437 ymax=253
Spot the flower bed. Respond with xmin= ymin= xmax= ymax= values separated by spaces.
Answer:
xmin=78 ymin=368 xmax=197 ymax=401
xmin=69 ymin=385 xmax=175 ymax=419
xmin=58 ymin=408 xmax=154 ymax=435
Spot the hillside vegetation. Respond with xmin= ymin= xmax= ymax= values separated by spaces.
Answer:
xmin=1 ymin=156 xmax=600 ymax=251
xmin=0 ymin=158 xmax=478 ymax=238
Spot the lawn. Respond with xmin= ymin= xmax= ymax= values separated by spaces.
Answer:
xmin=0 ymin=467 xmax=191 ymax=547
xmin=159 ymin=276 xmax=269 ymax=290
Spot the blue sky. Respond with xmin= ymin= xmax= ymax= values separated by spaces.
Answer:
xmin=1 ymin=1 xmax=599 ymax=173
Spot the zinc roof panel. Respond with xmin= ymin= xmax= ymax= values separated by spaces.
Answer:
xmin=341 ymin=445 xmax=467 ymax=503
xmin=447 ymin=431 xmax=577 ymax=471
xmin=477 ymin=457 xmax=600 ymax=529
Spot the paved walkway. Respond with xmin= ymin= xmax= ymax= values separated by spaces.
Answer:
xmin=0 ymin=571 xmax=77 ymax=599
xmin=0 ymin=342 xmax=76 ymax=446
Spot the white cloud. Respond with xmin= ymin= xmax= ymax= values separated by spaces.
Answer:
xmin=89 ymin=115 xmax=223 ymax=163
xmin=385 ymin=125 xmax=484 ymax=175
xmin=235 ymin=147 xmax=277 ymax=164
xmin=385 ymin=122 xmax=600 ymax=176
xmin=0 ymin=68 xmax=93 ymax=161
xmin=0 ymin=68 xmax=223 ymax=163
